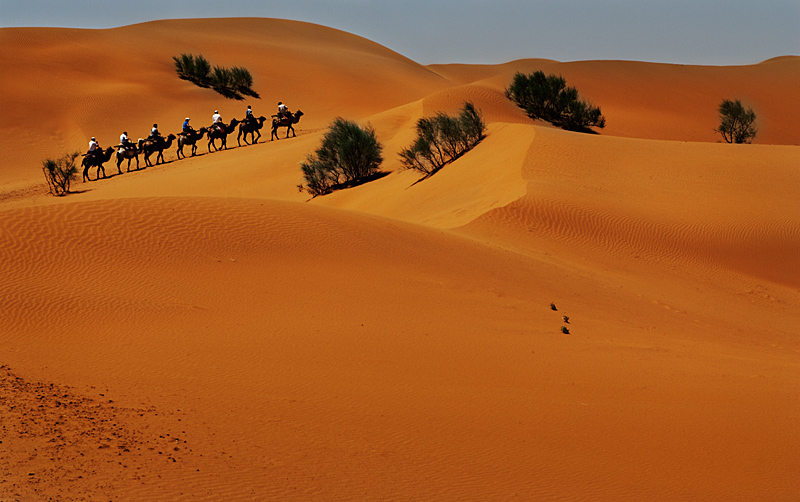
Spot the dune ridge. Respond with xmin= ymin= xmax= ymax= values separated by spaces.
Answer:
xmin=1 ymin=17 xmax=799 ymax=501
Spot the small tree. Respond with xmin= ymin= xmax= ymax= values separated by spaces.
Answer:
xmin=173 ymin=53 xmax=259 ymax=99
xmin=231 ymin=66 xmax=260 ymax=99
xmin=506 ymin=71 xmax=605 ymax=132
xmin=192 ymin=54 xmax=212 ymax=87
xmin=42 ymin=151 xmax=80 ymax=196
xmin=173 ymin=53 xmax=195 ymax=81
xmin=298 ymin=118 xmax=384 ymax=197
xmin=399 ymin=102 xmax=486 ymax=177
xmin=715 ymin=99 xmax=757 ymax=144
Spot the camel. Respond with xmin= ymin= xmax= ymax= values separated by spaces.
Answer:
xmin=207 ymin=119 xmax=240 ymax=152
xmin=81 ymin=146 xmax=115 ymax=182
xmin=237 ymin=116 xmax=268 ymax=146
xmin=271 ymin=110 xmax=304 ymax=141
xmin=176 ymin=127 xmax=208 ymax=159
xmin=115 ymin=142 xmax=141 ymax=173
xmin=140 ymin=133 xmax=176 ymax=167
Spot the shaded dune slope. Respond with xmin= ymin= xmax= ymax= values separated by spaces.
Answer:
xmin=2 ymin=197 xmax=798 ymax=500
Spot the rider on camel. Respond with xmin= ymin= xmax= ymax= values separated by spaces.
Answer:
xmin=149 ymin=123 xmax=162 ymax=144
xmin=212 ymin=110 xmax=224 ymax=133
xmin=120 ymin=131 xmax=132 ymax=151
xmin=275 ymin=102 xmax=291 ymax=123
xmin=182 ymin=117 xmax=194 ymax=135
xmin=245 ymin=105 xmax=254 ymax=126
xmin=87 ymin=137 xmax=100 ymax=159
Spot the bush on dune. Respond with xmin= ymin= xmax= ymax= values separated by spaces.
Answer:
xmin=173 ymin=53 xmax=259 ymax=100
xmin=298 ymin=118 xmax=384 ymax=197
xmin=506 ymin=71 xmax=605 ymax=132
xmin=399 ymin=101 xmax=486 ymax=177
xmin=42 ymin=152 xmax=80 ymax=196
xmin=715 ymin=98 xmax=757 ymax=144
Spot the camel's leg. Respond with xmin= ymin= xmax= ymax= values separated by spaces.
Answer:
xmin=82 ymin=163 xmax=90 ymax=183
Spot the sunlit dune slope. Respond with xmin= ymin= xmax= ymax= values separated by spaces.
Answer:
xmin=459 ymin=127 xmax=800 ymax=288
xmin=2 ymin=17 xmax=798 ymax=194
xmin=0 ymin=17 xmax=449 ymax=190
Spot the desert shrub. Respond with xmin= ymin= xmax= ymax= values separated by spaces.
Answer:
xmin=42 ymin=151 xmax=80 ymax=196
xmin=399 ymin=102 xmax=486 ymax=177
xmin=173 ymin=53 xmax=257 ymax=100
xmin=298 ymin=118 xmax=384 ymax=197
xmin=715 ymin=99 xmax=757 ymax=144
xmin=192 ymin=55 xmax=212 ymax=87
xmin=173 ymin=53 xmax=211 ymax=87
xmin=230 ymin=66 xmax=260 ymax=98
xmin=173 ymin=53 xmax=195 ymax=81
xmin=210 ymin=66 xmax=237 ymax=99
xmin=506 ymin=71 xmax=605 ymax=132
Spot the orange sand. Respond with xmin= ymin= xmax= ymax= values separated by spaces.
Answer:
xmin=1 ymin=18 xmax=799 ymax=501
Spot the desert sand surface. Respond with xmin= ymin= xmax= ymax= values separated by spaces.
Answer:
xmin=1 ymin=18 xmax=799 ymax=501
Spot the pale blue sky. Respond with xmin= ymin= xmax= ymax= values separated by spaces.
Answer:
xmin=1 ymin=0 xmax=798 ymax=65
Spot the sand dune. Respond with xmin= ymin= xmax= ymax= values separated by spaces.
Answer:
xmin=1 ymin=18 xmax=799 ymax=501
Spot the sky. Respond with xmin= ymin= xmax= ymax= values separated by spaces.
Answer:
xmin=1 ymin=0 xmax=798 ymax=66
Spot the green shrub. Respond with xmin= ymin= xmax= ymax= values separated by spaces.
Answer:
xmin=42 ymin=151 xmax=80 ymax=196
xmin=298 ymin=118 xmax=384 ymax=197
xmin=193 ymin=55 xmax=212 ymax=87
xmin=399 ymin=102 xmax=486 ymax=177
xmin=506 ymin=71 xmax=605 ymax=132
xmin=231 ymin=66 xmax=260 ymax=98
xmin=173 ymin=53 xmax=195 ymax=81
xmin=173 ymin=53 xmax=257 ymax=100
xmin=715 ymin=99 xmax=757 ymax=144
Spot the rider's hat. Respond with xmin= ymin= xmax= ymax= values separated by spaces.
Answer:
xmin=91 ymin=137 xmax=95 ymax=140
xmin=185 ymin=117 xmax=190 ymax=120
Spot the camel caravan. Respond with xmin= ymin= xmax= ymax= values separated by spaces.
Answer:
xmin=81 ymin=103 xmax=304 ymax=182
